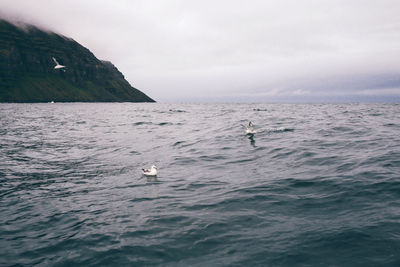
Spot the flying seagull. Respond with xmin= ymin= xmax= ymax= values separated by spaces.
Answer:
xmin=52 ymin=57 xmax=66 ymax=71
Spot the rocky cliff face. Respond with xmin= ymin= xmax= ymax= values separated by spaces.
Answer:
xmin=0 ymin=19 xmax=155 ymax=102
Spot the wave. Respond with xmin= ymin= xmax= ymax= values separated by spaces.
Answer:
xmin=264 ymin=127 xmax=294 ymax=132
xmin=133 ymin=121 xmax=152 ymax=126
xmin=169 ymin=109 xmax=187 ymax=113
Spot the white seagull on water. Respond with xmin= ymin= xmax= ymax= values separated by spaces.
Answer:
xmin=142 ymin=165 xmax=157 ymax=176
xmin=52 ymin=57 xmax=66 ymax=71
xmin=245 ymin=121 xmax=256 ymax=135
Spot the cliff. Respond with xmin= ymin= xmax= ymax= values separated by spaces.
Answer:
xmin=0 ymin=19 xmax=155 ymax=102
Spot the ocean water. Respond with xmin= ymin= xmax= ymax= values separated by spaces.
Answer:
xmin=0 ymin=103 xmax=399 ymax=266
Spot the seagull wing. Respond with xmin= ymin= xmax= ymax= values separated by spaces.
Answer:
xmin=52 ymin=57 xmax=59 ymax=65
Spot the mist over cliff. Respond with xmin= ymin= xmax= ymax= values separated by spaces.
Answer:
xmin=0 ymin=19 xmax=155 ymax=102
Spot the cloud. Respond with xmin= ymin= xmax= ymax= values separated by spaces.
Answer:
xmin=360 ymin=88 xmax=400 ymax=96
xmin=1 ymin=0 xmax=400 ymax=102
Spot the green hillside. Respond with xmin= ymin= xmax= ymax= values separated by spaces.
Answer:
xmin=0 ymin=19 xmax=155 ymax=102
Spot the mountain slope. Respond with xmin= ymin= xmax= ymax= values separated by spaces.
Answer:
xmin=0 ymin=19 xmax=155 ymax=102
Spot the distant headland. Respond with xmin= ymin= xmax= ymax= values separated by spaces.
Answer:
xmin=0 ymin=19 xmax=155 ymax=103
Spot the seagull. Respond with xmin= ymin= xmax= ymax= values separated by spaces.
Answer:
xmin=245 ymin=121 xmax=256 ymax=135
xmin=52 ymin=57 xmax=66 ymax=71
xmin=142 ymin=165 xmax=157 ymax=176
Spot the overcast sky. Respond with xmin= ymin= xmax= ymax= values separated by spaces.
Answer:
xmin=1 ymin=0 xmax=400 ymax=102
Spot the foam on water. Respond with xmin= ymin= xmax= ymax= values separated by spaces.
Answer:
xmin=0 ymin=103 xmax=399 ymax=266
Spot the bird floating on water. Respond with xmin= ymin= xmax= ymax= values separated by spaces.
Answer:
xmin=52 ymin=57 xmax=66 ymax=71
xmin=245 ymin=121 xmax=256 ymax=135
xmin=142 ymin=165 xmax=157 ymax=176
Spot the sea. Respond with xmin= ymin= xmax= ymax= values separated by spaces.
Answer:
xmin=0 ymin=103 xmax=399 ymax=266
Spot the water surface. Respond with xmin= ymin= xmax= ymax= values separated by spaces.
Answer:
xmin=1 ymin=103 xmax=399 ymax=266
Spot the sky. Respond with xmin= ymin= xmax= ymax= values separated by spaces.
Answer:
xmin=1 ymin=0 xmax=400 ymax=102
